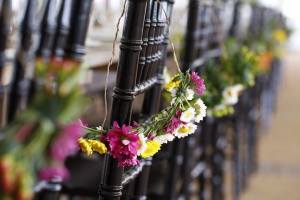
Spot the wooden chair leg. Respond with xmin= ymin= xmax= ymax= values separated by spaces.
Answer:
xmin=211 ymin=120 xmax=226 ymax=200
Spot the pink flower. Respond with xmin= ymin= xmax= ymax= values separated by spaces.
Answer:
xmin=38 ymin=166 xmax=69 ymax=181
xmin=50 ymin=120 xmax=84 ymax=162
xmin=190 ymin=71 xmax=206 ymax=95
xmin=103 ymin=121 xmax=140 ymax=167
xmin=164 ymin=116 xmax=182 ymax=133
xmin=147 ymin=133 xmax=155 ymax=140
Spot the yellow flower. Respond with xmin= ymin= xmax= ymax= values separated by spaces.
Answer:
xmin=165 ymin=80 xmax=181 ymax=91
xmin=88 ymin=139 xmax=107 ymax=154
xmin=141 ymin=141 xmax=161 ymax=158
xmin=78 ymin=138 xmax=93 ymax=156
xmin=272 ymin=29 xmax=287 ymax=43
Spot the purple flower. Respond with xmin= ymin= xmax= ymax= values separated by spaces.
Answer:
xmin=103 ymin=121 xmax=140 ymax=167
xmin=50 ymin=120 xmax=84 ymax=162
xmin=38 ymin=166 xmax=69 ymax=181
xmin=190 ymin=71 xmax=206 ymax=95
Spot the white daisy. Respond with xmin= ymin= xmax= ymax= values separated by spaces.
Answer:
xmin=223 ymin=84 xmax=245 ymax=106
xmin=186 ymin=88 xmax=195 ymax=100
xmin=154 ymin=134 xmax=175 ymax=144
xmin=180 ymin=107 xmax=196 ymax=123
xmin=232 ymin=84 xmax=244 ymax=94
xmin=137 ymin=134 xmax=147 ymax=156
xmin=173 ymin=123 xmax=198 ymax=138
xmin=222 ymin=86 xmax=239 ymax=105
xmin=195 ymin=99 xmax=207 ymax=123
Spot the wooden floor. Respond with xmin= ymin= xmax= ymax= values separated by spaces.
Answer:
xmin=241 ymin=52 xmax=300 ymax=200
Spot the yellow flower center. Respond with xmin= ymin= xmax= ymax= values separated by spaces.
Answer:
xmin=178 ymin=126 xmax=190 ymax=134
xmin=227 ymin=90 xmax=233 ymax=97
xmin=273 ymin=29 xmax=287 ymax=43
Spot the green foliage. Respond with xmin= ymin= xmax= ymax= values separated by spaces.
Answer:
xmin=201 ymin=38 xmax=259 ymax=117
xmin=201 ymin=60 xmax=228 ymax=109
xmin=222 ymin=38 xmax=258 ymax=87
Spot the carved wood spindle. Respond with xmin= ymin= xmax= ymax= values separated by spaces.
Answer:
xmin=64 ymin=0 xmax=93 ymax=61
xmin=99 ymin=1 xmax=148 ymax=199
xmin=36 ymin=0 xmax=58 ymax=60
xmin=7 ymin=0 xmax=37 ymax=122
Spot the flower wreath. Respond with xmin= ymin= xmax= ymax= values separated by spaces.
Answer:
xmin=78 ymin=71 xmax=207 ymax=167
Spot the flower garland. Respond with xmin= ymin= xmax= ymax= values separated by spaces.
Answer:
xmin=201 ymin=38 xmax=259 ymax=118
xmin=78 ymin=71 xmax=207 ymax=167
xmin=0 ymin=59 xmax=88 ymax=200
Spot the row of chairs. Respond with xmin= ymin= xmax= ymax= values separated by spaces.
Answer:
xmin=0 ymin=0 xmax=93 ymax=126
xmin=0 ymin=0 xmax=285 ymax=199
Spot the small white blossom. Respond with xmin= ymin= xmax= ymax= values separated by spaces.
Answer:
xmin=222 ymin=84 xmax=244 ymax=106
xmin=232 ymin=84 xmax=244 ymax=93
xmin=154 ymin=134 xmax=175 ymax=144
xmin=222 ymin=87 xmax=238 ymax=105
xmin=174 ymin=123 xmax=197 ymax=138
xmin=186 ymin=88 xmax=195 ymax=100
xmin=180 ymin=107 xmax=196 ymax=123
xmin=195 ymin=99 xmax=207 ymax=122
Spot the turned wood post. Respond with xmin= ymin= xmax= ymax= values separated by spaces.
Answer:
xmin=7 ymin=0 xmax=37 ymax=122
xmin=99 ymin=1 xmax=148 ymax=200
xmin=182 ymin=0 xmax=202 ymax=71
xmin=36 ymin=0 xmax=57 ymax=59
xmin=64 ymin=0 xmax=93 ymax=61
xmin=52 ymin=0 xmax=73 ymax=59
xmin=229 ymin=0 xmax=242 ymax=37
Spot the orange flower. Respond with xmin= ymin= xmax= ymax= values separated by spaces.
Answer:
xmin=257 ymin=51 xmax=273 ymax=72
xmin=0 ymin=156 xmax=14 ymax=194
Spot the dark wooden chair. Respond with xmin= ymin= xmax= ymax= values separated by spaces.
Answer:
xmin=177 ymin=1 xmax=243 ymax=200
xmin=100 ymin=1 xmax=175 ymax=199
xmin=152 ymin=1 xmax=227 ymax=200
xmin=34 ymin=0 xmax=175 ymax=200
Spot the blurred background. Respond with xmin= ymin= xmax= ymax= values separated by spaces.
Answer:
xmin=0 ymin=0 xmax=299 ymax=199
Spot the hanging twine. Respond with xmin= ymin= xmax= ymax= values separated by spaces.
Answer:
xmin=157 ymin=0 xmax=181 ymax=73
xmin=102 ymin=0 xmax=181 ymax=127
xmin=102 ymin=0 xmax=127 ymax=127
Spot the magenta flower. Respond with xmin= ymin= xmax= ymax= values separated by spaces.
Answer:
xmin=103 ymin=121 xmax=140 ymax=167
xmin=38 ymin=166 xmax=70 ymax=181
xmin=164 ymin=116 xmax=182 ymax=133
xmin=50 ymin=120 xmax=84 ymax=162
xmin=190 ymin=71 xmax=206 ymax=95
